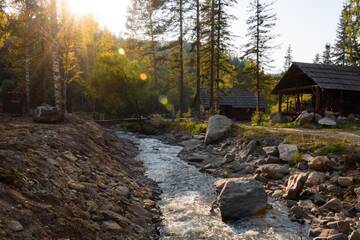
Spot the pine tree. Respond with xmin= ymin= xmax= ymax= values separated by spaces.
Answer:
xmin=244 ymin=0 xmax=277 ymax=112
xmin=313 ymin=53 xmax=321 ymax=64
xmin=50 ymin=0 xmax=64 ymax=117
xmin=322 ymin=43 xmax=333 ymax=64
xmin=283 ymin=45 xmax=293 ymax=71
xmin=334 ymin=3 xmax=351 ymax=65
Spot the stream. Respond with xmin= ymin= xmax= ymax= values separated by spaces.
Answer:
xmin=117 ymin=132 xmax=309 ymax=240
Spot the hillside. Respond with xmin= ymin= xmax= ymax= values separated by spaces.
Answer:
xmin=0 ymin=116 xmax=160 ymax=240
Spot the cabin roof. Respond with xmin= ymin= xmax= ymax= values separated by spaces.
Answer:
xmin=272 ymin=62 xmax=360 ymax=94
xmin=200 ymin=88 xmax=266 ymax=109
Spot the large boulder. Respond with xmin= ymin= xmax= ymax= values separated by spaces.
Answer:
xmin=215 ymin=177 xmax=267 ymax=221
xmin=284 ymin=173 xmax=308 ymax=200
xmin=318 ymin=117 xmax=336 ymax=127
xmin=205 ymin=115 xmax=233 ymax=144
xmin=257 ymin=164 xmax=290 ymax=180
xmin=278 ymin=144 xmax=299 ymax=162
xmin=271 ymin=112 xmax=283 ymax=124
xmin=296 ymin=111 xmax=314 ymax=126
xmin=33 ymin=104 xmax=63 ymax=123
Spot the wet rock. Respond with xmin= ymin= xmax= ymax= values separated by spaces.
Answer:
xmin=306 ymin=171 xmax=326 ymax=186
xmin=257 ymin=164 xmax=290 ymax=180
xmin=230 ymin=162 xmax=255 ymax=174
xmin=179 ymin=139 xmax=202 ymax=151
xmin=186 ymin=153 xmax=206 ymax=163
xmin=278 ymin=144 xmax=299 ymax=162
xmin=236 ymin=140 xmax=258 ymax=161
xmin=284 ymin=173 xmax=308 ymax=200
xmin=7 ymin=220 xmax=24 ymax=232
xmin=309 ymin=227 xmax=323 ymax=238
xmin=322 ymin=198 xmax=343 ymax=212
xmin=337 ymin=177 xmax=353 ymax=187
xmin=33 ymin=104 xmax=63 ymax=123
xmin=254 ymin=174 xmax=268 ymax=183
xmin=215 ymin=177 xmax=267 ymax=221
xmin=318 ymin=117 xmax=337 ymax=127
xmin=290 ymin=205 xmax=308 ymax=219
xmin=262 ymin=146 xmax=278 ymax=156
xmin=309 ymin=156 xmax=333 ymax=172
xmin=349 ymin=231 xmax=360 ymax=240
xmin=205 ymin=115 xmax=233 ymax=144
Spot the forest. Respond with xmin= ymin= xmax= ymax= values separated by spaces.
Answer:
xmin=0 ymin=0 xmax=359 ymax=119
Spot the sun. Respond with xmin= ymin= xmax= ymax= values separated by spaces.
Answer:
xmin=67 ymin=0 xmax=130 ymax=34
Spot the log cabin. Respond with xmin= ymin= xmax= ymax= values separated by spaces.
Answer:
xmin=272 ymin=62 xmax=360 ymax=115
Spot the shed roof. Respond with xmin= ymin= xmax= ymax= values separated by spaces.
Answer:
xmin=200 ymin=88 xmax=266 ymax=109
xmin=272 ymin=62 xmax=360 ymax=94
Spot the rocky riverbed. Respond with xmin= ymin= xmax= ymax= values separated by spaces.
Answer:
xmin=0 ymin=116 xmax=161 ymax=240
xmin=163 ymin=131 xmax=360 ymax=240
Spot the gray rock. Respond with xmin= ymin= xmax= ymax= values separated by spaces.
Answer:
xmin=326 ymin=220 xmax=352 ymax=234
xmin=265 ymin=155 xmax=282 ymax=164
xmin=306 ymin=171 xmax=326 ymax=186
xmin=102 ymin=221 xmax=122 ymax=231
xmin=296 ymin=111 xmax=314 ymax=125
xmin=337 ymin=177 xmax=353 ymax=187
xmin=205 ymin=115 xmax=233 ymax=144
xmin=349 ymin=231 xmax=360 ymax=240
xmin=271 ymin=112 xmax=284 ymax=123
xmin=262 ymin=146 xmax=278 ymax=156
xmin=257 ymin=164 xmax=290 ymax=180
xmin=63 ymin=151 xmax=78 ymax=161
xmin=8 ymin=220 xmax=24 ymax=232
xmin=236 ymin=140 xmax=258 ymax=161
xmin=318 ymin=117 xmax=337 ymax=126
xmin=215 ymin=177 xmax=267 ymax=221
xmin=354 ymin=187 xmax=360 ymax=197
xmin=278 ymin=144 xmax=299 ymax=162
xmin=309 ymin=156 xmax=333 ymax=172
xmin=290 ymin=205 xmax=308 ymax=219
xmin=323 ymin=198 xmax=343 ymax=211
xmin=284 ymin=173 xmax=308 ymax=200
xmin=33 ymin=104 xmax=63 ymax=123
xmin=179 ymin=139 xmax=202 ymax=151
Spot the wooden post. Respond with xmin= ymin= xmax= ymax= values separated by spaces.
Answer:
xmin=278 ymin=92 xmax=283 ymax=113
xmin=315 ymin=86 xmax=321 ymax=113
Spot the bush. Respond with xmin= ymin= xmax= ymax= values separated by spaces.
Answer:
xmin=314 ymin=142 xmax=347 ymax=155
xmin=251 ymin=112 xmax=270 ymax=126
xmin=290 ymin=152 xmax=304 ymax=166
xmin=172 ymin=119 xmax=207 ymax=135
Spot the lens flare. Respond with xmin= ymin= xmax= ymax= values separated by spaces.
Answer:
xmin=118 ymin=48 xmax=126 ymax=55
xmin=159 ymin=96 xmax=169 ymax=105
xmin=139 ymin=73 xmax=148 ymax=81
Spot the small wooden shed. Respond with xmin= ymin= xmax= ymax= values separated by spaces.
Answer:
xmin=200 ymin=88 xmax=266 ymax=120
xmin=272 ymin=62 xmax=360 ymax=114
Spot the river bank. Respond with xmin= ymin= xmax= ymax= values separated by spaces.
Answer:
xmin=0 ymin=115 xmax=161 ymax=240
xmin=166 ymin=131 xmax=360 ymax=240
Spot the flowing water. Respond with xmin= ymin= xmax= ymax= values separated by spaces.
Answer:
xmin=117 ymin=132 xmax=309 ymax=240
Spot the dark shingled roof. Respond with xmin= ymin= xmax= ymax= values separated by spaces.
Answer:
xmin=200 ymin=88 xmax=266 ymax=109
xmin=273 ymin=62 xmax=360 ymax=94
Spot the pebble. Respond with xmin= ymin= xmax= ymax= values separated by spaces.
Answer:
xmin=102 ymin=221 xmax=122 ymax=231
xmin=7 ymin=220 xmax=24 ymax=232
xmin=337 ymin=177 xmax=353 ymax=187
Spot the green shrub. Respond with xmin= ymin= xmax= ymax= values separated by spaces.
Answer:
xmin=289 ymin=152 xmax=304 ymax=166
xmin=251 ymin=112 xmax=270 ymax=126
xmin=172 ymin=119 xmax=207 ymax=135
xmin=314 ymin=142 xmax=347 ymax=155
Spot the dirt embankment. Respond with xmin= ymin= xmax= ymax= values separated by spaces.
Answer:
xmin=0 ymin=116 xmax=160 ymax=240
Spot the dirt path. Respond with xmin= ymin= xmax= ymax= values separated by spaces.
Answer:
xmin=240 ymin=124 xmax=360 ymax=145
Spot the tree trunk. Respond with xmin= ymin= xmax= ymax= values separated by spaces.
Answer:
xmin=50 ymin=0 xmax=64 ymax=118
xmin=24 ymin=1 xmax=30 ymax=113
xmin=195 ymin=0 xmax=201 ymax=113
xmin=149 ymin=9 xmax=158 ymax=89
xmin=209 ymin=0 xmax=216 ymax=113
xmin=256 ymin=0 xmax=260 ymax=112
xmin=216 ymin=0 xmax=221 ymax=105
xmin=179 ymin=0 xmax=184 ymax=116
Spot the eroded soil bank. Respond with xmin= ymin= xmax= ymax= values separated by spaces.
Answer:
xmin=0 ymin=116 xmax=160 ymax=240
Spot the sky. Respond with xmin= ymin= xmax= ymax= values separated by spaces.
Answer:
xmin=68 ymin=0 xmax=345 ymax=73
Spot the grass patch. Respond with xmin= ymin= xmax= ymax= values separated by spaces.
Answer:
xmin=314 ymin=142 xmax=348 ymax=155
xmin=289 ymin=152 xmax=304 ymax=166
xmin=171 ymin=119 xmax=207 ymax=135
